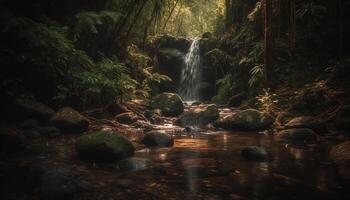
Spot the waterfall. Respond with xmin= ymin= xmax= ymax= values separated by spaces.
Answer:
xmin=180 ymin=38 xmax=202 ymax=102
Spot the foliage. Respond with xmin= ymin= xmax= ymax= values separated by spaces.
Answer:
xmin=296 ymin=1 xmax=327 ymax=24
xmin=211 ymin=74 xmax=233 ymax=105
xmin=255 ymin=89 xmax=279 ymax=114
xmin=126 ymin=44 xmax=171 ymax=99
xmin=249 ymin=64 xmax=264 ymax=89
xmin=73 ymin=10 xmax=122 ymax=40
xmin=0 ymin=10 xmax=137 ymax=108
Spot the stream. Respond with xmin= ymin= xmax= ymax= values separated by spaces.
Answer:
xmin=9 ymin=104 xmax=349 ymax=200
xmin=128 ymin=129 xmax=347 ymax=200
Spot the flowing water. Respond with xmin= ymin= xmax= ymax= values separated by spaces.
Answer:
xmin=180 ymin=38 xmax=202 ymax=102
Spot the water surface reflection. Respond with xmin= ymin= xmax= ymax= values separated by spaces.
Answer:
xmin=132 ymin=131 xmax=348 ymax=200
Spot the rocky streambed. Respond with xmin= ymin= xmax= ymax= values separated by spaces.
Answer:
xmin=1 ymin=93 xmax=350 ymax=200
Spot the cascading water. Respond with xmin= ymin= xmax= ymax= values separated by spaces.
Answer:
xmin=179 ymin=38 xmax=202 ymax=102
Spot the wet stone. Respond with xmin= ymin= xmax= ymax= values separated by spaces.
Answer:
xmin=117 ymin=157 xmax=153 ymax=171
xmin=241 ymin=146 xmax=273 ymax=162
xmin=275 ymin=128 xmax=318 ymax=143
xmin=142 ymin=130 xmax=174 ymax=147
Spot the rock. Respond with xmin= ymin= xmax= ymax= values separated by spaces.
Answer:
xmin=115 ymin=112 xmax=139 ymax=124
xmin=41 ymin=168 xmax=92 ymax=200
xmin=199 ymin=37 xmax=216 ymax=55
xmin=76 ymin=131 xmax=135 ymax=162
xmin=214 ymin=109 xmax=275 ymax=131
xmin=51 ymin=107 xmax=89 ymax=133
xmin=0 ymin=128 xmax=25 ymax=154
xmin=150 ymin=93 xmax=184 ymax=117
xmin=13 ymin=99 xmax=54 ymax=122
xmin=202 ymin=32 xmax=212 ymax=39
xmin=20 ymin=119 xmax=41 ymax=130
xmin=175 ymin=104 xmax=219 ymax=127
xmin=285 ymin=116 xmax=326 ymax=133
xmin=275 ymin=128 xmax=318 ymax=143
xmin=330 ymin=141 xmax=350 ymax=181
xmin=276 ymin=112 xmax=295 ymax=126
xmin=144 ymin=109 xmax=163 ymax=124
xmin=142 ymin=130 xmax=174 ymax=147
xmin=37 ymin=126 xmax=61 ymax=138
xmin=156 ymin=35 xmax=191 ymax=53
xmin=228 ymin=93 xmax=247 ymax=107
xmin=241 ymin=146 xmax=273 ymax=162
xmin=157 ymin=48 xmax=185 ymax=91
xmin=117 ymin=157 xmax=153 ymax=171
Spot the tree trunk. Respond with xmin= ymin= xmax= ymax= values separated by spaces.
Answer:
xmin=162 ymin=0 xmax=180 ymax=32
xmin=288 ymin=0 xmax=296 ymax=50
xmin=264 ymin=0 xmax=273 ymax=88
xmin=225 ymin=0 xmax=232 ymax=29
xmin=338 ymin=0 xmax=344 ymax=58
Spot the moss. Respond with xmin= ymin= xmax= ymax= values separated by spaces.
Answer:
xmin=150 ymin=93 xmax=184 ymax=116
xmin=76 ymin=131 xmax=134 ymax=162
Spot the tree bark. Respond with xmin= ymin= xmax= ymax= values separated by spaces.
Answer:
xmin=338 ymin=0 xmax=344 ymax=58
xmin=264 ymin=0 xmax=273 ymax=89
xmin=288 ymin=0 xmax=296 ymax=50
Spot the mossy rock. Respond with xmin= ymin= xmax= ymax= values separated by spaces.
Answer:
xmin=150 ymin=93 xmax=184 ymax=117
xmin=214 ymin=109 xmax=275 ymax=131
xmin=175 ymin=104 xmax=219 ymax=127
xmin=142 ymin=130 xmax=174 ymax=147
xmin=76 ymin=131 xmax=135 ymax=163
xmin=51 ymin=107 xmax=89 ymax=133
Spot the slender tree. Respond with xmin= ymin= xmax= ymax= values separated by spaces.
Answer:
xmin=338 ymin=0 xmax=344 ymax=58
xmin=288 ymin=0 xmax=296 ymax=50
xmin=264 ymin=0 xmax=273 ymax=88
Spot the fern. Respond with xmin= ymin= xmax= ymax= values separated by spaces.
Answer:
xmin=249 ymin=64 xmax=264 ymax=88
xmin=73 ymin=10 xmax=122 ymax=40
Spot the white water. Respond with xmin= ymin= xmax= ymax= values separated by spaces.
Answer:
xmin=179 ymin=38 xmax=202 ymax=102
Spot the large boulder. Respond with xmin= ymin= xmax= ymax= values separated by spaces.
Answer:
xmin=274 ymin=128 xmax=318 ymax=143
xmin=156 ymin=35 xmax=191 ymax=53
xmin=115 ymin=112 xmax=139 ymax=124
xmin=285 ymin=116 xmax=326 ymax=134
xmin=142 ymin=130 xmax=174 ymax=147
xmin=214 ymin=109 xmax=275 ymax=131
xmin=13 ymin=99 xmax=55 ymax=122
xmin=330 ymin=141 xmax=350 ymax=181
xmin=76 ymin=131 xmax=135 ymax=162
xmin=150 ymin=93 xmax=184 ymax=117
xmin=241 ymin=146 xmax=273 ymax=162
xmin=51 ymin=107 xmax=89 ymax=133
xmin=175 ymin=104 xmax=219 ymax=127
